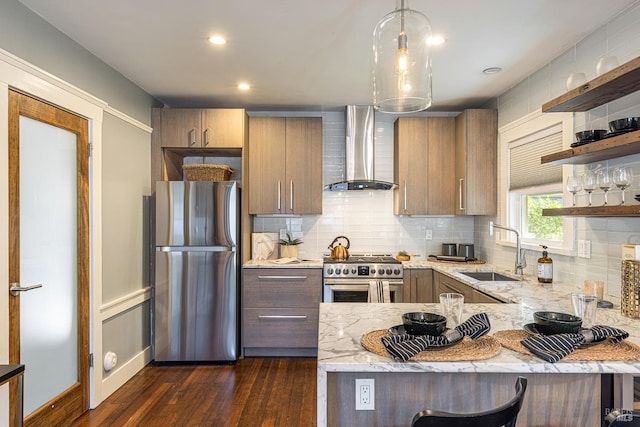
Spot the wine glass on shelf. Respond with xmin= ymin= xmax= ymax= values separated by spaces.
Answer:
xmin=581 ymin=170 xmax=597 ymax=206
xmin=613 ymin=166 xmax=633 ymax=205
xmin=596 ymin=168 xmax=613 ymax=206
xmin=566 ymin=176 xmax=583 ymax=206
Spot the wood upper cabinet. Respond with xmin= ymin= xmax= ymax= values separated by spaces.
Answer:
xmin=454 ymin=109 xmax=498 ymax=215
xmin=156 ymin=108 xmax=245 ymax=148
xmin=394 ymin=117 xmax=455 ymax=215
xmin=248 ymin=117 xmax=323 ymax=215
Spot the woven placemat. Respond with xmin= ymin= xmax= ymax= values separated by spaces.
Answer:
xmin=493 ymin=329 xmax=640 ymax=361
xmin=361 ymin=329 xmax=501 ymax=361
xmin=427 ymin=257 xmax=485 ymax=265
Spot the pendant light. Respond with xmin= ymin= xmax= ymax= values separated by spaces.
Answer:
xmin=373 ymin=0 xmax=432 ymax=113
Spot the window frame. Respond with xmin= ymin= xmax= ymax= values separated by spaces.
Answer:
xmin=497 ymin=110 xmax=576 ymax=256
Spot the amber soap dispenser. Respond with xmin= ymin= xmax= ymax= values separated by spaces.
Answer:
xmin=537 ymin=245 xmax=553 ymax=283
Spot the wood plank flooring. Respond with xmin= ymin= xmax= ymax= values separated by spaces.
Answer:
xmin=71 ymin=358 xmax=317 ymax=427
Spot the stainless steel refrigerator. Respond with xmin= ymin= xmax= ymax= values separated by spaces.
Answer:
xmin=154 ymin=180 xmax=239 ymax=362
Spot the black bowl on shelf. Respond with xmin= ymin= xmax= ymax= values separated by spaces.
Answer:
xmin=609 ymin=117 xmax=640 ymax=132
xmin=402 ymin=312 xmax=446 ymax=336
xmin=533 ymin=311 xmax=582 ymax=335
xmin=575 ymin=130 xmax=608 ymax=143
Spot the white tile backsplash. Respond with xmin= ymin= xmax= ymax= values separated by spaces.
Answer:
xmin=251 ymin=109 xmax=471 ymax=260
xmin=487 ymin=2 xmax=640 ymax=299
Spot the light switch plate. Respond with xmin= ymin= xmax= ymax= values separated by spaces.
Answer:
xmin=577 ymin=240 xmax=591 ymax=258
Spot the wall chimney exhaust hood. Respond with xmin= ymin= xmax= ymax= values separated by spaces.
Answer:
xmin=325 ymin=105 xmax=397 ymax=191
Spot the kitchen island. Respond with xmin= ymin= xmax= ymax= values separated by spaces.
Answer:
xmin=317 ymin=302 xmax=640 ymax=427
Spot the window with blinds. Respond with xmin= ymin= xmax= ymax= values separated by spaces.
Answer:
xmin=508 ymin=124 xmax=563 ymax=191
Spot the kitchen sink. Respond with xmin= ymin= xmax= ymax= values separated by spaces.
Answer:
xmin=458 ymin=271 xmax=519 ymax=282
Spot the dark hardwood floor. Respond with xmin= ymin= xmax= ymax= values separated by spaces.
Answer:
xmin=71 ymin=358 xmax=317 ymax=427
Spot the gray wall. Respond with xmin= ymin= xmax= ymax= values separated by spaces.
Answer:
xmin=0 ymin=0 xmax=158 ymax=400
xmin=477 ymin=3 xmax=640 ymax=300
xmin=0 ymin=0 xmax=159 ymax=123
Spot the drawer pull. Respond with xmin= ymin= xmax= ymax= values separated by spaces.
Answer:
xmin=258 ymin=315 xmax=308 ymax=320
xmin=257 ymin=275 xmax=308 ymax=280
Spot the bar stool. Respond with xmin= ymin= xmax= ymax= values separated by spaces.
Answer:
xmin=411 ymin=377 xmax=527 ymax=427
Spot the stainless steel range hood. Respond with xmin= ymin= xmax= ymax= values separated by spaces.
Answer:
xmin=325 ymin=105 xmax=397 ymax=191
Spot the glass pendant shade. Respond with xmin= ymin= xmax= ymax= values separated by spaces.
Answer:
xmin=373 ymin=0 xmax=432 ymax=113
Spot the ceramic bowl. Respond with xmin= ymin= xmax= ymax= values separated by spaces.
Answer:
xmin=609 ymin=117 xmax=640 ymax=132
xmin=402 ymin=312 xmax=446 ymax=336
xmin=575 ymin=130 xmax=607 ymax=143
xmin=533 ymin=311 xmax=582 ymax=335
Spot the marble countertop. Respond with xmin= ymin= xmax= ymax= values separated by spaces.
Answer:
xmin=317 ymin=302 xmax=640 ymax=374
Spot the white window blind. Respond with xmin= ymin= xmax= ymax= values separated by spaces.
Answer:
xmin=509 ymin=124 xmax=563 ymax=191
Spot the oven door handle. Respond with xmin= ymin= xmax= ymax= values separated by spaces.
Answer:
xmin=324 ymin=281 xmax=403 ymax=288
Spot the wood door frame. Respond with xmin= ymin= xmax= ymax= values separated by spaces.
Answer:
xmin=8 ymin=90 xmax=90 ymax=426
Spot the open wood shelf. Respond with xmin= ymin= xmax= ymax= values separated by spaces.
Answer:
xmin=541 ymin=129 xmax=640 ymax=165
xmin=542 ymin=56 xmax=640 ymax=112
xmin=543 ymin=205 xmax=640 ymax=217
xmin=162 ymin=147 xmax=242 ymax=181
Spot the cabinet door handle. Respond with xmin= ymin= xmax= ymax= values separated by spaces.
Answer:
xmin=258 ymin=315 xmax=308 ymax=320
xmin=203 ymin=128 xmax=210 ymax=147
xmin=257 ymin=275 xmax=308 ymax=280
xmin=188 ymin=128 xmax=197 ymax=147
xmin=459 ymin=178 xmax=465 ymax=211
xmin=290 ymin=180 xmax=294 ymax=211
xmin=404 ymin=179 xmax=407 ymax=213
xmin=277 ymin=181 xmax=282 ymax=211
xmin=442 ymin=282 xmax=463 ymax=295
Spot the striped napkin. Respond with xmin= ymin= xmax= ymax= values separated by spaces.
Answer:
xmin=521 ymin=325 xmax=629 ymax=363
xmin=368 ymin=280 xmax=390 ymax=303
xmin=381 ymin=313 xmax=491 ymax=362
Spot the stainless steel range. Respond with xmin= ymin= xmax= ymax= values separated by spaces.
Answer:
xmin=323 ymin=254 xmax=404 ymax=302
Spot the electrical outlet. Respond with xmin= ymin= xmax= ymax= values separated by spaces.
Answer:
xmin=355 ymin=379 xmax=375 ymax=410
xmin=425 ymin=229 xmax=433 ymax=240
xmin=279 ymin=229 xmax=287 ymax=240
xmin=577 ymin=239 xmax=592 ymax=258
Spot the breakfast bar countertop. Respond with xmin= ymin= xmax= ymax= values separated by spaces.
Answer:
xmin=317 ymin=302 xmax=640 ymax=375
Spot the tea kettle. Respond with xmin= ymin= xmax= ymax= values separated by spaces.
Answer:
xmin=328 ymin=236 xmax=350 ymax=260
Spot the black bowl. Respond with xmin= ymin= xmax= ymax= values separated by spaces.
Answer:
xmin=575 ymin=130 xmax=607 ymax=143
xmin=533 ymin=311 xmax=582 ymax=335
xmin=402 ymin=312 xmax=446 ymax=336
xmin=609 ymin=117 xmax=640 ymax=132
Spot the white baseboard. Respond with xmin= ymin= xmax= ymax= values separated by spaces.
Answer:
xmin=98 ymin=347 xmax=152 ymax=406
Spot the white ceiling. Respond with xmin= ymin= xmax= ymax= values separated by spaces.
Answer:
xmin=18 ymin=0 xmax=639 ymax=111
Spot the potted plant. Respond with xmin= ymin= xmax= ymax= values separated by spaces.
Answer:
xmin=396 ymin=250 xmax=411 ymax=261
xmin=279 ymin=233 xmax=303 ymax=258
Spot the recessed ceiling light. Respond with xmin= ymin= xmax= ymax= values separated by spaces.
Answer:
xmin=427 ymin=35 xmax=446 ymax=46
xmin=238 ymin=83 xmax=251 ymax=91
xmin=483 ymin=67 xmax=503 ymax=75
xmin=208 ymin=35 xmax=227 ymax=45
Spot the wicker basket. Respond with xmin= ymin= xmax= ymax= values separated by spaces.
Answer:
xmin=182 ymin=164 xmax=234 ymax=181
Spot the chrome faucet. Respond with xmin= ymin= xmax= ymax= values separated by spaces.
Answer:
xmin=489 ymin=221 xmax=527 ymax=275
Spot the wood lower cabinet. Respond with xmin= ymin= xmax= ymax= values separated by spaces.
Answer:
xmin=405 ymin=269 xmax=435 ymax=303
xmin=242 ymin=268 xmax=322 ymax=356
xmin=455 ymin=109 xmax=498 ymax=215
xmin=433 ymin=271 xmax=502 ymax=303
xmin=394 ymin=117 xmax=455 ymax=215
xmin=248 ymin=117 xmax=323 ymax=215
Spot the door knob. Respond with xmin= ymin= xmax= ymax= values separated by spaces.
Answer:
xmin=9 ymin=282 xmax=43 ymax=296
